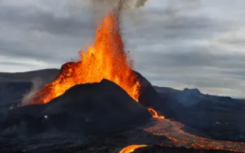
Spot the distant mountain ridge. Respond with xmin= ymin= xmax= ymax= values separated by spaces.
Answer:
xmin=0 ymin=69 xmax=59 ymax=83
xmin=0 ymin=68 xmax=241 ymax=102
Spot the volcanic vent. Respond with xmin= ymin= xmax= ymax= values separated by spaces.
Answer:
xmin=31 ymin=11 xmax=140 ymax=105
xmin=0 ymin=8 xmax=154 ymax=136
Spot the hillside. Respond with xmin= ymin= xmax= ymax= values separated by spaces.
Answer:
xmin=0 ymin=69 xmax=245 ymax=142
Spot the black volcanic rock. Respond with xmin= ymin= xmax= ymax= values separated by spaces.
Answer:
xmin=0 ymin=79 xmax=151 ymax=138
xmin=134 ymin=146 xmax=234 ymax=153
xmin=154 ymin=86 xmax=245 ymax=142
xmin=135 ymin=71 xmax=172 ymax=117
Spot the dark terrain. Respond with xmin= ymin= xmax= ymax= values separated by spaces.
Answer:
xmin=0 ymin=69 xmax=244 ymax=152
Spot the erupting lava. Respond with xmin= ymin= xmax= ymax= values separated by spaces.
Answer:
xmin=148 ymin=108 xmax=165 ymax=119
xmin=31 ymin=11 xmax=140 ymax=104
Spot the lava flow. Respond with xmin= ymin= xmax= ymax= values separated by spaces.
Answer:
xmin=30 ymin=10 xmax=140 ymax=104
xmin=119 ymin=145 xmax=148 ymax=153
xmin=148 ymin=108 xmax=164 ymax=119
xmin=144 ymin=118 xmax=245 ymax=152
xmin=119 ymin=115 xmax=245 ymax=153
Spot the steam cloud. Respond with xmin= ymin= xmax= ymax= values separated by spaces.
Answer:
xmin=21 ymin=78 xmax=44 ymax=106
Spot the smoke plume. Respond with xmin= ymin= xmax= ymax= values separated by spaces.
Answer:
xmin=89 ymin=0 xmax=148 ymax=9
xmin=86 ymin=0 xmax=148 ymax=29
xmin=135 ymin=0 xmax=147 ymax=8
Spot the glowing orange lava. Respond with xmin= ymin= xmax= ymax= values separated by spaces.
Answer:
xmin=31 ymin=11 xmax=140 ymax=104
xmin=120 ymin=108 xmax=245 ymax=153
xmin=119 ymin=144 xmax=148 ymax=153
xmin=144 ymin=118 xmax=245 ymax=152
xmin=147 ymin=108 xmax=165 ymax=119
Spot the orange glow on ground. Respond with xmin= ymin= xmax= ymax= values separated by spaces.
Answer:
xmin=144 ymin=118 xmax=245 ymax=152
xmin=119 ymin=144 xmax=148 ymax=153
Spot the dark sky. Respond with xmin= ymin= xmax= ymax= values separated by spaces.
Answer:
xmin=0 ymin=0 xmax=245 ymax=97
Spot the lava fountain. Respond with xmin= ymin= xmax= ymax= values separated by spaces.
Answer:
xmin=31 ymin=10 xmax=140 ymax=104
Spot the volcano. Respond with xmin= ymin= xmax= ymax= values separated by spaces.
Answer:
xmin=30 ymin=11 xmax=140 ymax=105
xmin=0 ymin=79 xmax=151 ymax=138
xmin=1 ymin=3 xmax=245 ymax=153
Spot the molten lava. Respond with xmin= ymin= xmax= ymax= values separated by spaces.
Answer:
xmin=148 ymin=108 xmax=165 ymax=119
xmin=31 ymin=11 xmax=140 ymax=104
xmin=144 ymin=118 xmax=245 ymax=152
xmin=119 ymin=145 xmax=148 ymax=153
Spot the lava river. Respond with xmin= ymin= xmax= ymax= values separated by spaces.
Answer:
xmin=119 ymin=116 xmax=245 ymax=153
